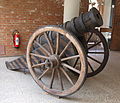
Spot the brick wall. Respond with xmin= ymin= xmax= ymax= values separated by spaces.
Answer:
xmin=0 ymin=0 xmax=63 ymax=56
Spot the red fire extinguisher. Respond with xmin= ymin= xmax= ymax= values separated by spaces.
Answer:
xmin=12 ymin=30 xmax=20 ymax=48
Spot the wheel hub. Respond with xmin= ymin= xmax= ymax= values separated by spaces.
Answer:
xmin=45 ymin=54 xmax=61 ymax=69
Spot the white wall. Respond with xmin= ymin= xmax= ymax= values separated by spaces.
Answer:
xmin=63 ymin=0 xmax=80 ymax=23
xmin=103 ymin=0 xmax=112 ymax=27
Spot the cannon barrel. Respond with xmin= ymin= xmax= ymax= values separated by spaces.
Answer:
xmin=62 ymin=7 xmax=103 ymax=35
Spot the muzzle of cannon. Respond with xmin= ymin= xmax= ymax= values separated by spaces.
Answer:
xmin=62 ymin=7 xmax=103 ymax=35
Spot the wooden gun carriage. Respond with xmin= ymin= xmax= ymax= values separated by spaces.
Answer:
xmin=6 ymin=7 xmax=109 ymax=97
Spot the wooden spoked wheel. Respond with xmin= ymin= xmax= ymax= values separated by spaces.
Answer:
xmin=85 ymin=29 xmax=109 ymax=77
xmin=26 ymin=26 xmax=87 ymax=97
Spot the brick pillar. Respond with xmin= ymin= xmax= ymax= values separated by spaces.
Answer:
xmin=110 ymin=0 xmax=120 ymax=51
xmin=79 ymin=0 xmax=89 ymax=13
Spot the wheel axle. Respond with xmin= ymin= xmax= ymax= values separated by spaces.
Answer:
xmin=45 ymin=54 xmax=61 ymax=69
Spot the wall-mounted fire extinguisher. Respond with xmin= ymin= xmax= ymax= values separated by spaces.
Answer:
xmin=12 ymin=30 xmax=20 ymax=48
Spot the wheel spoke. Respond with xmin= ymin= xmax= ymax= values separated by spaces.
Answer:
xmin=61 ymin=55 xmax=79 ymax=61
xmin=30 ymin=53 xmax=48 ymax=59
xmin=88 ymin=41 xmax=102 ymax=50
xmin=87 ymin=55 xmax=102 ymax=64
xmin=86 ymin=32 xmax=93 ymax=43
xmin=73 ymin=57 xmax=79 ymax=68
xmin=59 ymin=41 xmax=71 ymax=57
xmin=55 ymin=33 xmax=60 ymax=55
xmin=44 ymin=32 xmax=54 ymax=54
xmin=34 ymin=40 xmax=51 ymax=56
xmin=57 ymin=68 xmax=64 ymax=90
xmin=38 ymin=68 xmax=50 ymax=79
xmin=61 ymin=63 xmax=80 ymax=74
xmin=88 ymin=61 xmax=94 ymax=72
xmin=60 ymin=67 xmax=74 ymax=85
xmin=88 ymin=51 xmax=104 ymax=54
xmin=50 ymin=68 xmax=56 ymax=89
xmin=32 ymin=62 xmax=46 ymax=68
xmin=30 ymin=54 xmax=39 ymax=64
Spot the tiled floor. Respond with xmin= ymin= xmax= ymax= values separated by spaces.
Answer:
xmin=0 ymin=51 xmax=120 ymax=103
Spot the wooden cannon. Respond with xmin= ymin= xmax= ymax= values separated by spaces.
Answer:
xmin=6 ymin=7 xmax=109 ymax=97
